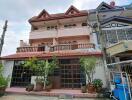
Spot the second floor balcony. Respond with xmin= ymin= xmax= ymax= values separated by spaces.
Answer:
xmin=17 ymin=43 xmax=95 ymax=53
xmin=29 ymin=26 xmax=91 ymax=40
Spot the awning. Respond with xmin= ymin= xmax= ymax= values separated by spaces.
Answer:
xmin=1 ymin=50 xmax=102 ymax=60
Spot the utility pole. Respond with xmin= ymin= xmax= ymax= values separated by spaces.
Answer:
xmin=95 ymin=11 xmax=108 ymax=86
xmin=0 ymin=20 xmax=8 ymax=56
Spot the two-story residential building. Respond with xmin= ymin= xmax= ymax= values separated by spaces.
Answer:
xmin=1 ymin=1 xmax=132 ymax=89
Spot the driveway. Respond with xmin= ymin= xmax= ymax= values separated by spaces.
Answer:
xmin=0 ymin=94 xmax=110 ymax=100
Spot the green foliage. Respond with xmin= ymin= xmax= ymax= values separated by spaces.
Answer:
xmin=92 ymin=79 xmax=103 ymax=88
xmin=0 ymin=64 xmax=9 ymax=87
xmin=80 ymin=56 xmax=97 ymax=83
xmin=24 ymin=57 xmax=39 ymax=72
xmin=24 ymin=56 xmax=58 ymax=88
xmin=0 ymin=75 xmax=9 ymax=87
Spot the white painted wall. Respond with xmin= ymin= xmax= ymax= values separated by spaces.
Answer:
xmin=93 ymin=58 xmax=106 ymax=87
xmin=85 ymin=57 xmax=106 ymax=87
xmin=2 ymin=60 xmax=14 ymax=87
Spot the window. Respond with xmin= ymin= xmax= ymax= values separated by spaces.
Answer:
xmin=82 ymin=23 xmax=87 ymax=26
xmin=64 ymin=24 xmax=76 ymax=28
xmin=107 ymin=30 xmax=118 ymax=43
xmin=47 ymin=25 xmax=57 ymax=30
xmin=33 ymin=27 xmax=38 ymax=30
xmin=102 ymin=28 xmax=132 ymax=47
xmin=117 ymin=29 xmax=127 ymax=41
xmin=126 ymin=28 xmax=132 ymax=40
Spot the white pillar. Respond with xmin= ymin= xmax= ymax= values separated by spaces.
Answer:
xmin=2 ymin=60 xmax=14 ymax=87
xmin=53 ymin=38 xmax=58 ymax=45
xmin=90 ymin=33 xmax=99 ymax=49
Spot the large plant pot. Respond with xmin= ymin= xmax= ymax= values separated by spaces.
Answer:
xmin=96 ymin=87 xmax=102 ymax=93
xmin=45 ymin=84 xmax=52 ymax=92
xmin=26 ymin=84 xmax=34 ymax=92
xmin=0 ymin=86 xmax=6 ymax=96
xmin=87 ymin=84 xmax=96 ymax=93
xmin=81 ymin=86 xmax=87 ymax=93
xmin=35 ymin=82 xmax=44 ymax=91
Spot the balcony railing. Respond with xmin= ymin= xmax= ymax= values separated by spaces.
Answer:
xmin=29 ymin=26 xmax=90 ymax=40
xmin=17 ymin=43 xmax=95 ymax=53
xmin=50 ymin=43 xmax=95 ymax=52
xmin=17 ymin=46 xmax=45 ymax=52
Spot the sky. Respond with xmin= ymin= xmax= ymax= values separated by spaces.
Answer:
xmin=0 ymin=0 xmax=131 ymax=56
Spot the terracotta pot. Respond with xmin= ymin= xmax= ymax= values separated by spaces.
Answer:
xmin=35 ymin=82 xmax=44 ymax=91
xmin=45 ymin=84 xmax=52 ymax=92
xmin=87 ymin=83 xmax=96 ymax=93
xmin=81 ymin=86 xmax=87 ymax=93
xmin=26 ymin=84 xmax=34 ymax=92
xmin=96 ymin=87 xmax=102 ymax=93
xmin=0 ymin=86 xmax=6 ymax=96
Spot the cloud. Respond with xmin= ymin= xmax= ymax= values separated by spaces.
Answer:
xmin=1 ymin=28 xmax=29 ymax=56
xmin=72 ymin=0 xmax=131 ymax=10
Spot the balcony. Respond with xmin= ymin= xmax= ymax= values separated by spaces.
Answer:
xmin=106 ymin=40 xmax=132 ymax=56
xmin=50 ymin=43 xmax=95 ymax=52
xmin=17 ymin=46 xmax=45 ymax=52
xmin=17 ymin=43 xmax=95 ymax=53
xmin=29 ymin=30 xmax=57 ymax=40
xmin=29 ymin=27 xmax=91 ymax=40
xmin=58 ymin=27 xmax=91 ymax=37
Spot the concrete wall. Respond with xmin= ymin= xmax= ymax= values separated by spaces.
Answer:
xmin=2 ymin=60 xmax=14 ymax=87
xmin=94 ymin=58 xmax=106 ymax=87
xmin=85 ymin=57 xmax=106 ymax=87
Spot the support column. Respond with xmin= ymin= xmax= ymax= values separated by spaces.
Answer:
xmin=53 ymin=38 xmax=58 ymax=45
xmin=90 ymin=32 xmax=99 ymax=49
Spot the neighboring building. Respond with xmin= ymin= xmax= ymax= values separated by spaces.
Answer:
xmin=1 ymin=1 xmax=132 ymax=89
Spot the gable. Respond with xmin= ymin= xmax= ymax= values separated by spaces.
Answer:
xmin=97 ymin=2 xmax=114 ymax=11
xmin=37 ymin=9 xmax=50 ymax=19
xmin=65 ymin=5 xmax=80 ymax=15
xmin=102 ymin=21 xmax=130 ymax=28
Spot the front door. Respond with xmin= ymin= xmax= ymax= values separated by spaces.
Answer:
xmin=60 ymin=64 xmax=83 ymax=89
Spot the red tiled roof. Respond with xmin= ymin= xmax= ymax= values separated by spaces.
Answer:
xmin=1 ymin=51 xmax=102 ymax=60
xmin=29 ymin=5 xmax=88 ymax=23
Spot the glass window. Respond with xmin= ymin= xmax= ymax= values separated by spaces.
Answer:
xmin=126 ymin=28 xmax=132 ymax=40
xmin=107 ymin=30 xmax=118 ymax=44
xmin=82 ymin=23 xmax=87 ymax=26
xmin=117 ymin=29 xmax=127 ymax=41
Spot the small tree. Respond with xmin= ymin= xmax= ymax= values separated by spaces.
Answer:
xmin=37 ymin=56 xmax=58 ymax=89
xmin=24 ymin=57 xmax=39 ymax=76
xmin=80 ymin=56 xmax=97 ymax=83
xmin=24 ymin=56 xmax=58 ymax=89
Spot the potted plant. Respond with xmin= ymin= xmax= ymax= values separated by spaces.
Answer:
xmin=93 ymin=79 xmax=103 ymax=93
xmin=0 ymin=64 xmax=9 ymax=96
xmin=34 ymin=77 xmax=44 ymax=91
xmin=45 ymin=79 xmax=52 ymax=91
xmin=26 ymin=84 xmax=34 ymax=92
xmin=81 ymin=83 xmax=87 ymax=93
xmin=80 ymin=56 xmax=97 ymax=93
xmin=24 ymin=56 xmax=58 ymax=91
xmin=37 ymin=56 xmax=58 ymax=91
xmin=24 ymin=57 xmax=44 ymax=91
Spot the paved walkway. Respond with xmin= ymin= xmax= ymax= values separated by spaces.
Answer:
xmin=6 ymin=88 xmax=98 ymax=98
xmin=0 ymin=94 xmax=109 ymax=100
